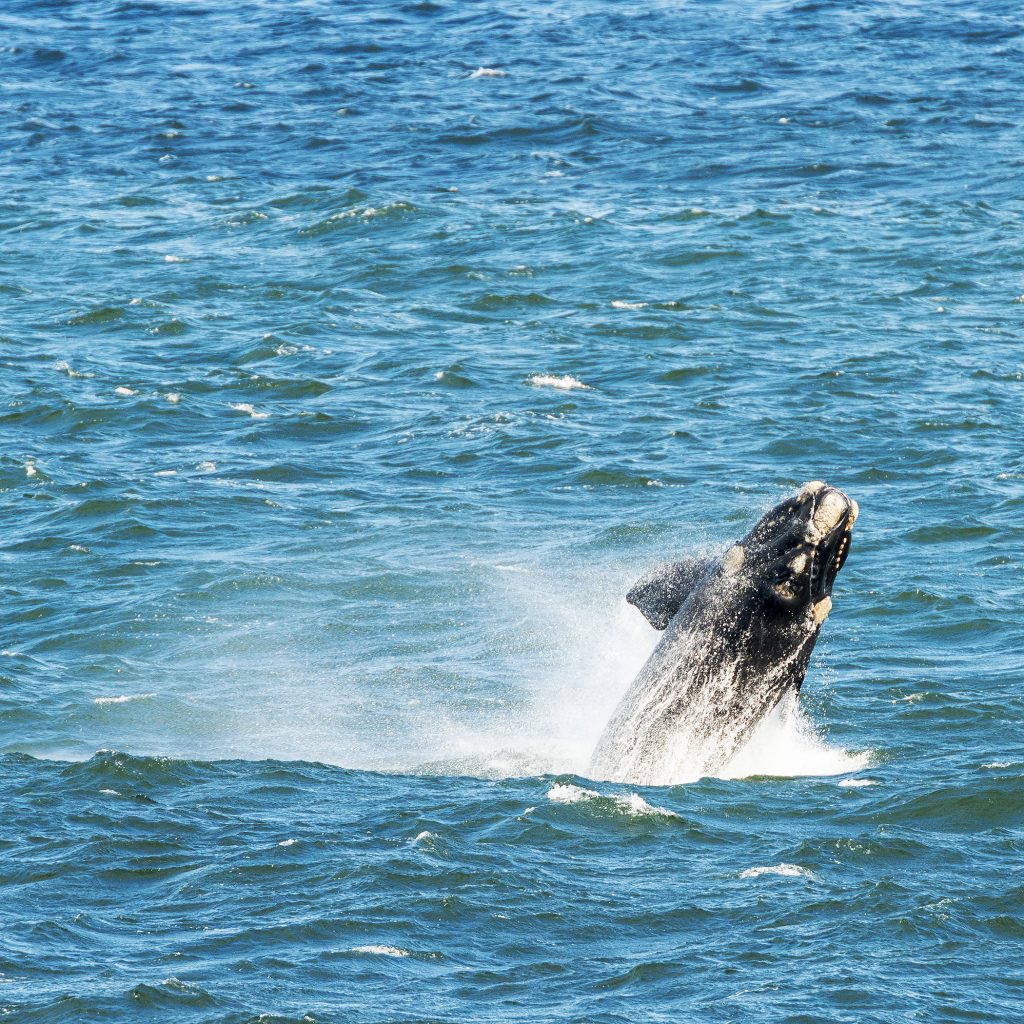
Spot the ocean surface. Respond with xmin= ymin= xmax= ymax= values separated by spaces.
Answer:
xmin=2 ymin=0 xmax=1023 ymax=1020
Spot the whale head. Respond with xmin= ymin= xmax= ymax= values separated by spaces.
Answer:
xmin=732 ymin=480 xmax=857 ymax=629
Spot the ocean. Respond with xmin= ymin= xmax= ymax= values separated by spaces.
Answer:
xmin=2 ymin=1 xmax=1023 ymax=1020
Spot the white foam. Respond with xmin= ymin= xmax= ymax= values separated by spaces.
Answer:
xmin=229 ymin=403 xmax=270 ymax=419
xmin=613 ymin=792 xmax=679 ymax=818
xmin=68 ymin=544 xmax=89 ymax=553
xmin=165 ymin=392 xmax=181 ymax=404
xmin=611 ymin=300 xmax=647 ymax=310
xmin=93 ymin=693 xmax=156 ymax=706
xmin=741 ymin=863 xmax=815 ymax=879
xmin=350 ymin=945 xmax=409 ymax=958
xmin=838 ymin=778 xmax=877 ymax=788
xmin=983 ymin=761 xmax=1013 ymax=769
xmin=24 ymin=461 xmax=37 ymax=478
xmin=528 ymin=373 xmax=590 ymax=391
xmin=412 ymin=831 xmax=435 ymax=844
xmin=154 ymin=470 xmax=177 ymax=477
xmin=278 ymin=838 xmax=297 ymax=847
xmin=114 ymin=386 xmax=138 ymax=397
xmin=469 ymin=67 xmax=506 ymax=78
xmin=197 ymin=461 xmax=217 ymax=472
xmin=547 ymin=782 xmax=598 ymax=804
xmin=164 ymin=255 xmax=187 ymax=263
xmin=546 ymin=783 xmax=678 ymax=818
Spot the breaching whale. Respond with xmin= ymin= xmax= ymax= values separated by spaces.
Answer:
xmin=590 ymin=482 xmax=857 ymax=785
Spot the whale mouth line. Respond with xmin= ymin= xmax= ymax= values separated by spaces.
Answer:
xmin=807 ymin=497 xmax=854 ymax=600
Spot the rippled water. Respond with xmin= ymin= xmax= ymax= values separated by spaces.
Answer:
xmin=3 ymin=1 xmax=1023 ymax=1020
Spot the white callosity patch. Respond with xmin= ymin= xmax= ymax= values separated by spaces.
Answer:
xmin=809 ymin=489 xmax=848 ymax=539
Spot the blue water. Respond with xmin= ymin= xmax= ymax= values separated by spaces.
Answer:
xmin=3 ymin=0 xmax=1024 ymax=1020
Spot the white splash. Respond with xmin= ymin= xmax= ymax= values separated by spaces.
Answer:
xmin=469 ymin=67 xmax=506 ymax=78
xmin=350 ymin=945 xmax=409 ymax=958
xmin=528 ymin=373 xmax=590 ymax=391
xmin=165 ymin=392 xmax=181 ymax=404
xmin=719 ymin=698 xmax=870 ymax=782
xmin=114 ymin=386 xmax=138 ymax=397
xmin=611 ymin=300 xmax=648 ymax=310
xmin=93 ymin=693 xmax=156 ymax=705
xmin=741 ymin=863 xmax=815 ymax=879
xmin=838 ymin=778 xmax=877 ymax=788
xmin=278 ymin=838 xmax=297 ymax=847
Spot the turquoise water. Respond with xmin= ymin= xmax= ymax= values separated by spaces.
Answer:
xmin=3 ymin=1 xmax=1024 ymax=1020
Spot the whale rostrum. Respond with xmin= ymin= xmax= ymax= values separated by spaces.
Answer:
xmin=590 ymin=483 xmax=857 ymax=785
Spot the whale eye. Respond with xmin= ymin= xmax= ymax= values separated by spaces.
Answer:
xmin=773 ymin=581 xmax=796 ymax=600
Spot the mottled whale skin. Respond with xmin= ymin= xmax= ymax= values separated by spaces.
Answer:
xmin=590 ymin=482 xmax=857 ymax=785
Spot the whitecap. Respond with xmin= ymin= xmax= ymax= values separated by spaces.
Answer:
xmin=547 ymin=782 xmax=599 ymax=804
xmin=838 ymin=778 xmax=877 ymax=788
xmin=114 ymin=386 xmax=138 ymax=397
xmin=613 ymin=792 xmax=679 ymax=819
xmin=412 ymin=831 xmax=435 ymax=844
xmin=165 ymin=392 xmax=181 ymax=404
xmin=546 ymin=783 xmax=678 ymax=818
xmin=24 ymin=461 xmax=37 ymax=478
xmin=528 ymin=373 xmax=590 ymax=391
xmin=740 ymin=863 xmax=816 ymax=879
xmin=54 ymin=360 xmax=92 ymax=378
xmin=197 ymin=460 xmax=217 ymax=472
xmin=350 ymin=945 xmax=409 ymax=958
xmin=154 ymin=469 xmax=177 ymax=477
xmin=229 ymin=402 xmax=270 ymax=419
xmin=93 ymin=693 xmax=156 ymax=706
xmin=164 ymin=255 xmax=187 ymax=263
xmin=983 ymin=761 xmax=1013 ymax=769
xmin=278 ymin=838 xmax=297 ymax=847
xmin=611 ymin=300 xmax=648 ymax=310
xmin=469 ymin=67 xmax=506 ymax=78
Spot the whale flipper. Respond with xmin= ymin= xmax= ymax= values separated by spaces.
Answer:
xmin=627 ymin=559 xmax=713 ymax=629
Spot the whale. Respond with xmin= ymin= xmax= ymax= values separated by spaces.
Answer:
xmin=590 ymin=482 xmax=857 ymax=785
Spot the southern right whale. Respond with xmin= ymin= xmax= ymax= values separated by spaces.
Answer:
xmin=590 ymin=482 xmax=857 ymax=785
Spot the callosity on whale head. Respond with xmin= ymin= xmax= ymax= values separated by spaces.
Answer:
xmin=736 ymin=479 xmax=857 ymax=636
xmin=589 ymin=482 xmax=858 ymax=785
